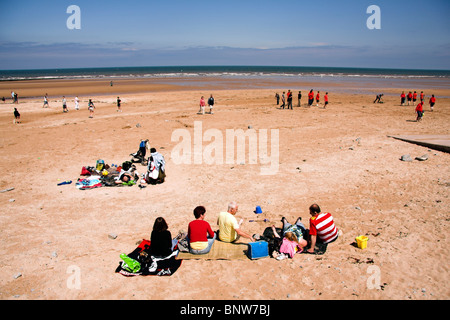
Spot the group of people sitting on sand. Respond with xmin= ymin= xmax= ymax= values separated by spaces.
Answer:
xmin=143 ymin=202 xmax=339 ymax=261
xmin=79 ymin=140 xmax=166 ymax=189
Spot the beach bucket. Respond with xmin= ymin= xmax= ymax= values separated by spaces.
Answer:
xmin=355 ymin=235 xmax=368 ymax=249
xmin=254 ymin=206 xmax=263 ymax=214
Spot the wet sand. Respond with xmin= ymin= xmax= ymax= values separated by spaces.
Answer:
xmin=0 ymin=77 xmax=449 ymax=300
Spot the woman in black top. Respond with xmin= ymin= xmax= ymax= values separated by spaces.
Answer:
xmin=149 ymin=217 xmax=173 ymax=257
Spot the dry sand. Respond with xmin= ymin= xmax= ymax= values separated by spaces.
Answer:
xmin=0 ymin=77 xmax=449 ymax=301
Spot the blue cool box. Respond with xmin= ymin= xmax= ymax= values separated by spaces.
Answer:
xmin=247 ymin=241 xmax=269 ymax=259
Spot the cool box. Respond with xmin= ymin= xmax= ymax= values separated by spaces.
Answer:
xmin=247 ymin=241 xmax=269 ymax=259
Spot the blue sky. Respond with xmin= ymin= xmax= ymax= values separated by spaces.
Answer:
xmin=0 ymin=0 xmax=449 ymax=70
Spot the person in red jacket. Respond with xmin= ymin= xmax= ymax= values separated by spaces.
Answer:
xmin=413 ymin=91 xmax=418 ymax=105
xmin=187 ymin=206 xmax=216 ymax=254
xmin=308 ymin=89 xmax=314 ymax=107
xmin=407 ymin=91 xmax=413 ymax=105
xmin=429 ymin=94 xmax=436 ymax=112
xmin=420 ymin=91 xmax=424 ymax=102
xmin=324 ymin=92 xmax=329 ymax=108
xmin=415 ymin=101 xmax=424 ymax=122
xmin=401 ymin=91 xmax=406 ymax=106
xmin=315 ymin=91 xmax=320 ymax=106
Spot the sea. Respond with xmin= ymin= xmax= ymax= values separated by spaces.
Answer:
xmin=1 ymin=66 xmax=449 ymax=95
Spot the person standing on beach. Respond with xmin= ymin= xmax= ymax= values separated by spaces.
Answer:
xmin=208 ymin=94 xmax=214 ymax=114
xmin=401 ymin=91 xmax=406 ymax=106
xmin=287 ymin=90 xmax=293 ymax=109
xmin=62 ymin=96 xmax=68 ymax=112
xmin=275 ymin=93 xmax=280 ymax=105
xmin=415 ymin=101 xmax=424 ymax=122
xmin=306 ymin=204 xmax=338 ymax=254
xmin=43 ymin=94 xmax=49 ymax=108
xmin=297 ymin=91 xmax=302 ymax=107
xmin=308 ymin=89 xmax=314 ymax=107
xmin=88 ymin=99 xmax=95 ymax=118
xmin=198 ymin=96 xmax=206 ymax=115
xmin=13 ymin=108 xmax=21 ymax=124
xmin=117 ymin=97 xmax=122 ymax=112
xmin=407 ymin=91 xmax=413 ymax=105
xmin=315 ymin=91 xmax=320 ymax=107
xmin=324 ymin=92 xmax=329 ymax=108
xmin=413 ymin=91 xmax=418 ymax=106
xmin=420 ymin=91 xmax=424 ymax=103
xmin=280 ymin=92 xmax=286 ymax=109
xmin=429 ymin=94 xmax=436 ymax=112
xmin=75 ymin=96 xmax=80 ymax=110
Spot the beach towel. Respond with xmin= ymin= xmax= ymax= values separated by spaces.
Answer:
xmin=115 ymin=240 xmax=182 ymax=276
xmin=176 ymin=240 xmax=249 ymax=260
xmin=75 ymin=176 xmax=102 ymax=190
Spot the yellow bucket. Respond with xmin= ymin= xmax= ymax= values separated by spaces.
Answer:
xmin=356 ymin=235 xmax=368 ymax=249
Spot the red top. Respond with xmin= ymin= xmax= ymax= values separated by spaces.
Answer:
xmin=316 ymin=93 xmax=320 ymax=100
xmin=420 ymin=93 xmax=424 ymax=99
xmin=324 ymin=95 xmax=328 ymax=102
xmin=188 ymin=219 xmax=214 ymax=243
xmin=430 ymin=97 xmax=436 ymax=103
xmin=413 ymin=93 xmax=417 ymax=99
xmin=309 ymin=212 xmax=338 ymax=244
xmin=415 ymin=102 xmax=423 ymax=112
xmin=308 ymin=92 xmax=314 ymax=99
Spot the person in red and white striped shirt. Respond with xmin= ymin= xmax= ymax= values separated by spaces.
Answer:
xmin=306 ymin=204 xmax=338 ymax=254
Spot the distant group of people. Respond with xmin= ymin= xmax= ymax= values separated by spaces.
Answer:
xmin=151 ymin=202 xmax=340 ymax=260
xmin=400 ymin=91 xmax=437 ymax=122
xmin=198 ymin=94 xmax=214 ymax=115
xmin=40 ymin=94 xmax=124 ymax=117
xmin=275 ymin=89 xmax=329 ymax=109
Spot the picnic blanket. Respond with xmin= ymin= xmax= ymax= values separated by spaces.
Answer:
xmin=176 ymin=240 xmax=249 ymax=260
xmin=115 ymin=240 xmax=182 ymax=277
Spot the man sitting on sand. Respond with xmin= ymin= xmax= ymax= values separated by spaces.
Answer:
xmin=217 ymin=202 xmax=254 ymax=243
xmin=306 ymin=204 xmax=339 ymax=254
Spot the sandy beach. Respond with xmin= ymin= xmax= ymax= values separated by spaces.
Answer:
xmin=0 ymin=77 xmax=449 ymax=301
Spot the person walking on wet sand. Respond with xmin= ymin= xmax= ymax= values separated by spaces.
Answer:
xmin=400 ymin=91 xmax=406 ymax=106
xmin=62 ymin=96 xmax=68 ymax=113
xmin=117 ymin=96 xmax=122 ymax=112
xmin=315 ymin=91 xmax=320 ymax=107
xmin=198 ymin=96 xmax=206 ymax=115
xmin=429 ymin=94 xmax=436 ymax=112
xmin=297 ymin=91 xmax=302 ymax=107
xmin=286 ymin=90 xmax=293 ymax=109
xmin=275 ymin=93 xmax=280 ymax=105
xmin=208 ymin=94 xmax=215 ymax=114
xmin=280 ymin=92 xmax=286 ymax=109
xmin=88 ymin=99 xmax=95 ymax=118
xmin=13 ymin=108 xmax=21 ymax=124
xmin=323 ymin=92 xmax=329 ymax=108
xmin=43 ymin=94 xmax=49 ymax=108
xmin=75 ymin=96 xmax=80 ymax=110
xmin=308 ymin=89 xmax=314 ymax=107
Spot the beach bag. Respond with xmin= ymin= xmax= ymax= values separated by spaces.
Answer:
xmin=80 ymin=166 xmax=91 ymax=176
xmin=122 ymin=160 xmax=132 ymax=171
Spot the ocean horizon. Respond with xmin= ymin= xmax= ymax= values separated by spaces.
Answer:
xmin=1 ymin=65 xmax=450 ymax=82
